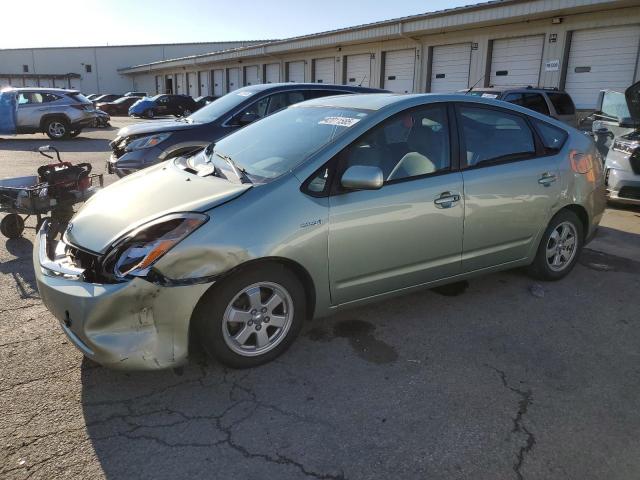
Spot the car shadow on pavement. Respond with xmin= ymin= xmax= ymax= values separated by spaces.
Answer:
xmin=1 ymin=237 xmax=39 ymax=299
xmin=0 ymin=137 xmax=113 ymax=153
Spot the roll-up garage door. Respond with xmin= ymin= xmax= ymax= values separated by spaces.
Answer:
xmin=175 ymin=73 xmax=185 ymax=94
xmin=265 ymin=63 xmax=280 ymax=83
xmin=227 ymin=68 xmax=240 ymax=92
xmin=313 ymin=58 xmax=335 ymax=84
xmin=213 ymin=70 xmax=224 ymax=96
xmin=346 ymin=54 xmax=372 ymax=87
xmin=430 ymin=43 xmax=471 ymax=93
xmin=490 ymin=35 xmax=544 ymax=87
xmin=383 ymin=49 xmax=415 ymax=93
xmin=187 ymin=72 xmax=198 ymax=95
xmin=244 ymin=65 xmax=260 ymax=86
xmin=565 ymin=25 xmax=640 ymax=109
xmin=287 ymin=61 xmax=305 ymax=82
xmin=199 ymin=71 xmax=210 ymax=96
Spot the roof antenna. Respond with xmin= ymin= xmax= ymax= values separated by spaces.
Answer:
xmin=358 ymin=74 xmax=367 ymax=87
xmin=465 ymin=74 xmax=485 ymax=94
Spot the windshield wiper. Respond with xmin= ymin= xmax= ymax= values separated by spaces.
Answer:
xmin=214 ymin=151 xmax=252 ymax=184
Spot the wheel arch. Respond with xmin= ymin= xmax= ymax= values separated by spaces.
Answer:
xmin=558 ymin=204 xmax=589 ymax=240
xmin=39 ymin=113 xmax=70 ymax=131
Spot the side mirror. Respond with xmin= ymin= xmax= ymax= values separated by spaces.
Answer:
xmin=234 ymin=111 xmax=260 ymax=126
xmin=618 ymin=117 xmax=640 ymax=129
xmin=340 ymin=165 xmax=383 ymax=190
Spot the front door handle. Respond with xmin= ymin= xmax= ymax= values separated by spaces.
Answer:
xmin=538 ymin=172 xmax=557 ymax=186
xmin=434 ymin=191 xmax=461 ymax=208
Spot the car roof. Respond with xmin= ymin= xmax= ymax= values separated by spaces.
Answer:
xmin=457 ymin=87 xmax=569 ymax=94
xmin=234 ymin=82 xmax=388 ymax=94
xmin=4 ymin=87 xmax=79 ymax=94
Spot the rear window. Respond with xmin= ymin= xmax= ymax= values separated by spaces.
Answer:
xmin=532 ymin=119 xmax=568 ymax=153
xmin=547 ymin=92 xmax=575 ymax=115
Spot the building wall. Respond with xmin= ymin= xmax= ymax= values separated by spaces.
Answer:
xmin=0 ymin=42 xmax=264 ymax=93
xmin=128 ymin=5 xmax=640 ymax=109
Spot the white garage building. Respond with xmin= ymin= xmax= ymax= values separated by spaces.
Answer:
xmin=0 ymin=40 xmax=268 ymax=94
xmin=121 ymin=0 xmax=640 ymax=109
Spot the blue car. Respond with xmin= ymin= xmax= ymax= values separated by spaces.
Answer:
xmin=129 ymin=94 xmax=197 ymax=118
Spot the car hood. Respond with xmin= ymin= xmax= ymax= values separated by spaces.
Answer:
xmin=625 ymin=80 xmax=640 ymax=120
xmin=116 ymin=118 xmax=198 ymax=137
xmin=65 ymin=160 xmax=251 ymax=254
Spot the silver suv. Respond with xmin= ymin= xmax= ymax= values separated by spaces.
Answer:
xmin=4 ymin=88 xmax=97 ymax=139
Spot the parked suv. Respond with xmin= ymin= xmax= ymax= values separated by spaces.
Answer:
xmin=461 ymin=87 xmax=577 ymax=126
xmin=0 ymin=88 xmax=97 ymax=139
xmin=594 ymin=81 xmax=640 ymax=205
xmin=128 ymin=94 xmax=197 ymax=118
xmin=109 ymin=83 xmax=386 ymax=177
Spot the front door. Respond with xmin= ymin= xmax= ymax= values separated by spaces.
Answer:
xmin=328 ymin=104 xmax=464 ymax=304
xmin=16 ymin=91 xmax=43 ymax=128
xmin=456 ymin=103 xmax=561 ymax=272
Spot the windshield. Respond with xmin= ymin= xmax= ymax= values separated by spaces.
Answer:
xmin=189 ymin=105 xmax=370 ymax=182
xmin=188 ymin=89 xmax=259 ymax=123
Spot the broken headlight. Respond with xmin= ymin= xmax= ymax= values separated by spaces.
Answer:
xmin=103 ymin=213 xmax=208 ymax=280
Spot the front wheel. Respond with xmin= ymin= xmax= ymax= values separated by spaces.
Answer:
xmin=145 ymin=109 xmax=155 ymax=119
xmin=528 ymin=210 xmax=584 ymax=281
xmin=193 ymin=264 xmax=306 ymax=368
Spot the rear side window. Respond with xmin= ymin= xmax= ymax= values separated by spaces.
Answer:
xmin=459 ymin=105 xmax=536 ymax=167
xmin=503 ymin=93 xmax=550 ymax=116
xmin=41 ymin=93 xmax=61 ymax=103
xmin=532 ymin=119 xmax=568 ymax=153
xmin=547 ymin=93 xmax=575 ymax=115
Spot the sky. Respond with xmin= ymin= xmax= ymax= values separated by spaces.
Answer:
xmin=1 ymin=0 xmax=475 ymax=49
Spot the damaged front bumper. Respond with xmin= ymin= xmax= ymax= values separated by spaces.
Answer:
xmin=33 ymin=221 xmax=213 ymax=370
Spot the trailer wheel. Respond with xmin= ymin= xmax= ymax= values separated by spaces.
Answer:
xmin=1 ymin=214 xmax=25 ymax=239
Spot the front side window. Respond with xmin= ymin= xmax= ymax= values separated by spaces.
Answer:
xmin=459 ymin=105 xmax=535 ymax=167
xmin=339 ymin=104 xmax=450 ymax=182
xmin=17 ymin=93 xmax=43 ymax=105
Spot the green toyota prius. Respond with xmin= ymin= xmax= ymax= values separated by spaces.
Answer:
xmin=34 ymin=93 xmax=606 ymax=370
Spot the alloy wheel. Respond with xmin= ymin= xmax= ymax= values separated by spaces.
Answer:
xmin=545 ymin=221 xmax=578 ymax=271
xmin=48 ymin=121 xmax=66 ymax=138
xmin=222 ymin=281 xmax=293 ymax=357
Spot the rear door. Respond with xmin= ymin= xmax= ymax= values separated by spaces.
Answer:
xmin=327 ymin=103 xmax=464 ymax=304
xmin=457 ymin=103 xmax=561 ymax=271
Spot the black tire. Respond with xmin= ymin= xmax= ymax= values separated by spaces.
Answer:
xmin=69 ymin=129 xmax=82 ymax=137
xmin=193 ymin=264 xmax=306 ymax=368
xmin=145 ymin=109 xmax=155 ymax=119
xmin=1 ymin=214 xmax=25 ymax=239
xmin=528 ymin=209 xmax=584 ymax=281
xmin=44 ymin=117 xmax=70 ymax=140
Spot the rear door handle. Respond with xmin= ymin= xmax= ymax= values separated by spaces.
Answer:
xmin=538 ymin=173 xmax=557 ymax=186
xmin=434 ymin=191 xmax=461 ymax=208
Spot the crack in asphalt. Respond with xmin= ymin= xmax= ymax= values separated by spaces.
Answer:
xmin=0 ymin=365 xmax=78 ymax=394
xmin=44 ymin=367 xmax=346 ymax=480
xmin=487 ymin=365 xmax=536 ymax=480
xmin=0 ymin=304 xmax=44 ymax=315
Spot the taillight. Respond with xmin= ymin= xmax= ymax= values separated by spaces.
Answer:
xmin=569 ymin=150 xmax=593 ymax=174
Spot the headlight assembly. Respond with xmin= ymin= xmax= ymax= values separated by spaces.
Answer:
xmin=126 ymin=132 xmax=172 ymax=151
xmin=102 ymin=213 xmax=208 ymax=279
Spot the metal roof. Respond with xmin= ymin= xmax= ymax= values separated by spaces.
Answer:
xmin=0 ymin=40 xmax=276 ymax=52
xmin=119 ymin=0 xmax=630 ymax=74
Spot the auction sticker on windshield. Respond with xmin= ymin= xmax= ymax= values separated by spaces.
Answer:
xmin=319 ymin=116 xmax=361 ymax=127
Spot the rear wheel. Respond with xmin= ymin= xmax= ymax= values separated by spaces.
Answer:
xmin=193 ymin=264 xmax=306 ymax=368
xmin=1 ymin=214 xmax=25 ymax=239
xmin=528 ymin=210 xmax=583 ymax=281
xmin=44 ymin=118 xmax=69 ymax=139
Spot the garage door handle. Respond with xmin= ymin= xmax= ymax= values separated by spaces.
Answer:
xmin=538 ymin=173 xmax=557 ymax=186
xmin=434 ymin=192 xmax=460 ymax=208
